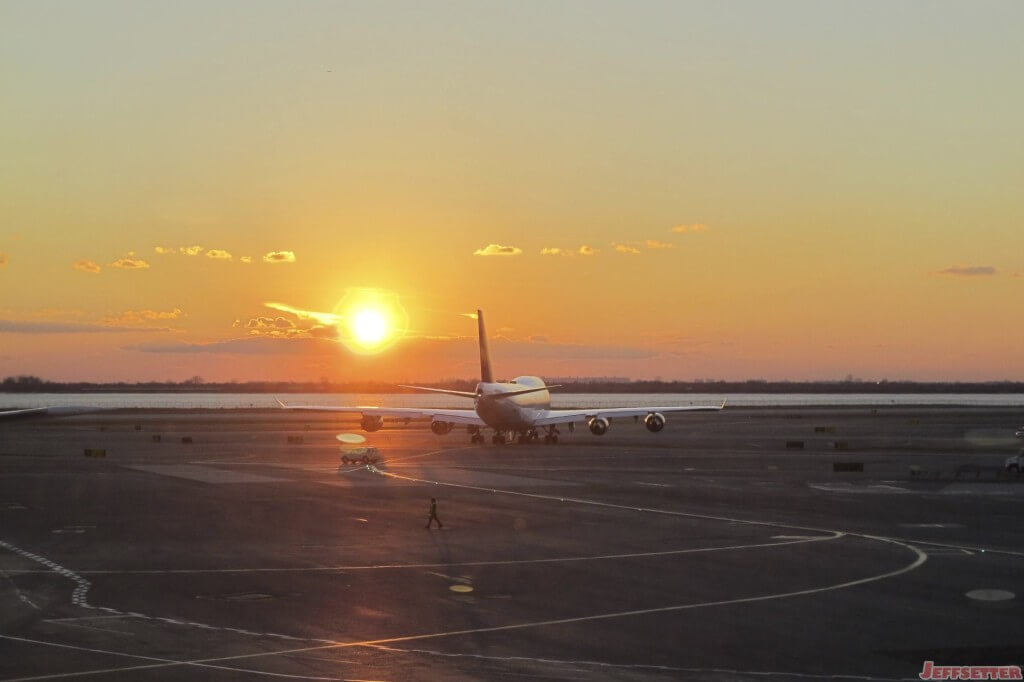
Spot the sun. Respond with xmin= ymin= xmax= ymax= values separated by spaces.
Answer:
xmin=350 ymin=308 xmax=389 ymax=347
xmin=332 ymin=288 xmax=409 ymax=354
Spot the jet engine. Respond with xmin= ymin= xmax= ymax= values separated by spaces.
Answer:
xmin=431 ymin=420 xmax=453 ymax=435
xmin=360 ymin=415 xmax=384 ymax=432
xmin=588 ymin=417 xmax=610 ymax=435
xmin=644 ymin=412 xmax=666 ymax=433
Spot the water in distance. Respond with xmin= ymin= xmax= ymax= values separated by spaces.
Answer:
xmin=2 ymin=392 xmax=1023 ymax=410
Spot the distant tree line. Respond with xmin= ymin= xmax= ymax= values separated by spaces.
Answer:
xmin=3 ymin=375 xmax=1024 ymax=394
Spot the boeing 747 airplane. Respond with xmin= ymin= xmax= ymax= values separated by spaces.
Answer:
xmin=279 ymin=310 xmax=724 ymax=444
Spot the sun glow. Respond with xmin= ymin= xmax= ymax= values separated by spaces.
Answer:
xmin=333 ymin=288 xmax=409 ymax=354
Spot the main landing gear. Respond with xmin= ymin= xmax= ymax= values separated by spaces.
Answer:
xmin=468 ymin=426 xmax=563 ymax=445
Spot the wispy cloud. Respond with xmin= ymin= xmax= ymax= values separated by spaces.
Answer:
xmin=614 ymin=243 xmax=641 ymax=255
xmin=73 ymin=260 xmax=101 ymax=274
xmin=101 ymin=308 xmax=183 ymax=326
xmin=645 ymin=239 xmax=674 ymax=250
xmin=180 ymin=245 xmax=204 ymax=256
xmin=110 ymin=253 xmax=150 ymax=269
xmin=671 ymin=223 xmax=708 ymax=233
xmin=263 ymin=251 xmax=296 ymax=264
xmin=935 ymin=265 xmax=997 ymax=277
xmin=240 ymin=256 xmax=253 ymax=264
xmin=474 ymin=244 xmax=522 ymax=256
xmin=154 ymin=246 xmax=177 ymax=255
xmin=247 ymin=316 xmax=295 ymax=330
xmin=0 ymin=320 xmax=170 ymax=334
xmin=205 ymin=249 xmax=232 ymax=260
xmin=540 ymin=247 xmax=564 ymax=256
xmin=0 ymin=252 xmax=8 ymax=267
xmin=578 ymin=245 xmax=599 ymax=256
xmin=264 ymin=302 xmax=342 ymax=325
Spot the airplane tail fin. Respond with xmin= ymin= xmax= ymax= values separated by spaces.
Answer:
xmin=478 ymin=309 xmax=494 ymax=383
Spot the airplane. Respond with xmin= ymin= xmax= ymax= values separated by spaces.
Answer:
xmin=278 ymin=310 xmax=724 ymax=444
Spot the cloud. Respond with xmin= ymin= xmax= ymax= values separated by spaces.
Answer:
xmin=671 ymin=223 xmax=709 ymax=233
xmin=264 ymin=301 xmax=343 ymax=325
xmin=935 ymin=265 xmax=997 ymax=277
xmin=240 ymin=256 xmax=253 ymax=264
xmin=247 ymin=316 xmax=295 ymax=330
xmin=110 ymin=253 xmax=150 ymax=269
xmin=154 ymin=246 xmax=176 ymax=254
xmin=473 ymin=244 xmax=522 ymax=257
xmin=614 ymin=243 xmax=641 ymax=255
xmin=578 ymin=245 xmax=599 ymax=256
xmin=102 ymin=308 xmax=183 ymax=326
xmin=73 ymin=260 xmax=101 ymax=274
xmin=180 ymin=245 xmax=204 ymax=256
xmin=0 ymin=320 xmax=171 ymax=333
xmin=0 ymin=252 xmax=7 ymax=267
xmin=540 ymin=247 xmax=564 ymax=256
xmin=238 ymin=315 xmax=337 ymax=339
xmin=263 ymin=251 xmax=296 ymax=264
xmin=205 ymin=249 xmax=232 ymax=260
xmin=645 ymin=239 xmax=675 ymax=250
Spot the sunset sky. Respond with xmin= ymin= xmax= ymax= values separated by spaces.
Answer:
xmin=2 ymin=1 xmax=1023 ymax=383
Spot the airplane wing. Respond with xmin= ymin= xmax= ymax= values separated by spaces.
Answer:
xmin=530 ymin=402 xmax=725 ymax=427
xmin=276 ymin=400 xmax=485 ymax=426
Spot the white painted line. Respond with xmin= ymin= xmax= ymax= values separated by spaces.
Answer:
xmin=34 ymin=537 xmax=922 ymax=679
xmin=0 ymin=634 xmax=337 ymax=681
xmin=370 ymin=644 xmax=911 ymax=681
xmin=8 ymin=535 xmax=836 ymax=576
xmin=897 ymin=523 xmax=964 ymax=529
xmin=0 ymin=539 xmax=93 ymax=609
xmin=632 ymin=481 xmax=671 ymax=488
xmin=2 ymin=571 xmax=40 ymax=610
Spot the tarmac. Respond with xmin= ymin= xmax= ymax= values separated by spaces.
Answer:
xmin=1 ymin=406 xmax=1022 ymax=680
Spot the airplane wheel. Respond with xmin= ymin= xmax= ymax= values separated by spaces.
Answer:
xmin=341 ymin=455 xmax=350 ymax=464
xmin=551 ymin=435 xmax=558 ymax=444
xmin=543 ymin=435 xmax=551 ymax=444
xmin=361 ymin=455 xmax=370 ymax=464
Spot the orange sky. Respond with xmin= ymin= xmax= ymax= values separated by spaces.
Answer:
xmin=2 ymin=2 xmax=1023 ymax=382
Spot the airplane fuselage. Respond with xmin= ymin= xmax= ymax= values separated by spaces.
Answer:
xmin=474 ymin=376 xmax=550 ymax=431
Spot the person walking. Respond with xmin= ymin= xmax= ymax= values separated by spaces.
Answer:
xmin=425 ymin=497 xmax=443 ymax=529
